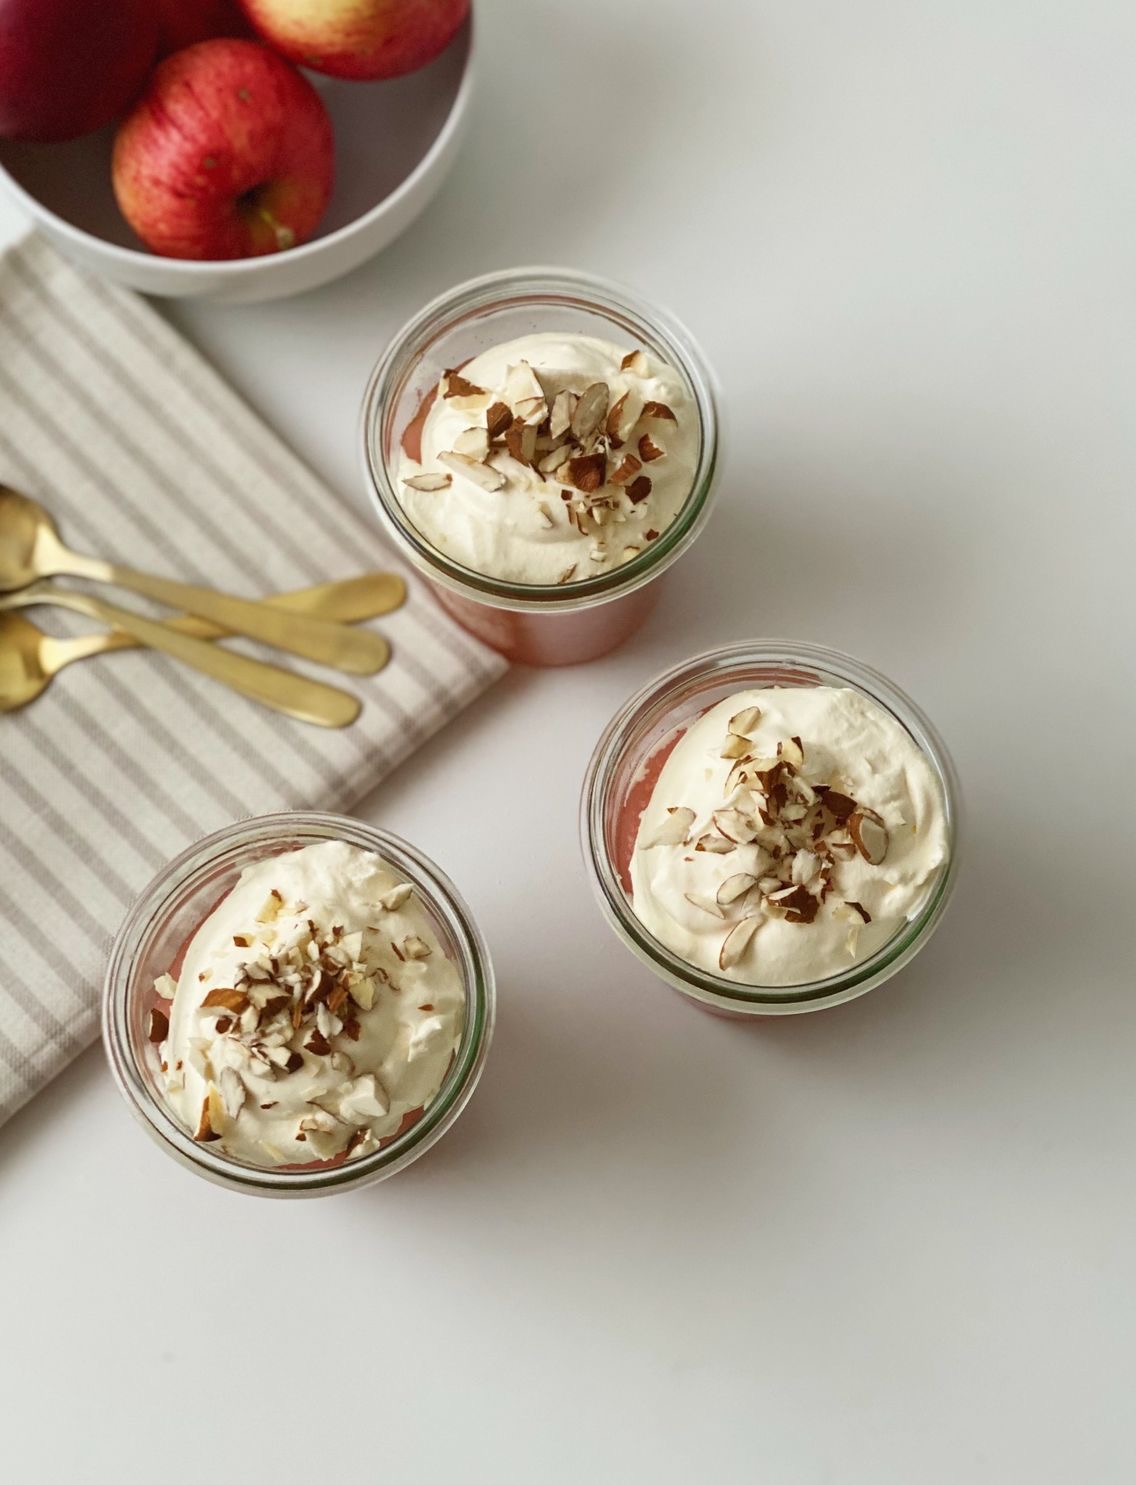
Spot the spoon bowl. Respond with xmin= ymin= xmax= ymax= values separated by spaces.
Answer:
xmin=0 ymin=611 xmax=50 ymax=711
xmin=0 ymin=486 xmax=54 ymax=592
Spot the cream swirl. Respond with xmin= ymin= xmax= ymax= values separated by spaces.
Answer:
xmin=630 ymin=687 xmax=949 ymax=986
xmin=397 ymin=332 xmax=698 ymax=585
xmin=156 ymin=841 xmax=464 ymax=1167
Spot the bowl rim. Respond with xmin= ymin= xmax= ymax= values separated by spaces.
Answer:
xmin=0 ymin=16 xmax=474 ymax=279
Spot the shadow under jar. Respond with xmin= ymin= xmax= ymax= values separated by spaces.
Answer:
xmin=360 ymin=267 xmax=720 ymax=666
xmin=103 ymin=813 xmax=494 ymax=1196
xmin=580 ymin=641 xmax=962 ymax=1017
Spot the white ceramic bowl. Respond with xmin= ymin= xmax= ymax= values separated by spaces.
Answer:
xmin=0 ymin=18 xmax=472 ymax=303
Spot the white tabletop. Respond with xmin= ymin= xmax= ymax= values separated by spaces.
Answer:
xmin=3 ymin=4 xmax=1133 ymax=1481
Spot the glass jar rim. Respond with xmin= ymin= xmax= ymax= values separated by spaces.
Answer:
xmin=102 ymin=812 xmax=495 ymax=1195
xmin=580 ymin=640 xmax=962 ymax=1013
xmin=359 ymin=265 xmax=721 ymax=613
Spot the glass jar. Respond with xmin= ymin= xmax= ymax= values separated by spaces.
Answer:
xmin=580 ymin=641 xmax=962 ymax=1016
xmin=103 ymin=812 xmax=495 ymax=1196
xmin=360 ymin=266 xmax=720 ymax=666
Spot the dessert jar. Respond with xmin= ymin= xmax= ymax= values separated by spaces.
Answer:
xmin=580 ymin=641 xmax=961 ymax=1017
xmin=360 ymin=267 xmax=720 ymax=666
xmin=103 ymin=813 xmax=495 ymax=1196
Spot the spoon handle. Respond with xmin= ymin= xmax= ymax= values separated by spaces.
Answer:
xmin=59 ymin=572 xmax=405 ymax=661
xmin=38 ymin=589 xmax=361 ymax=729
xmin=56 ymin=550 xmax=390 ymax=677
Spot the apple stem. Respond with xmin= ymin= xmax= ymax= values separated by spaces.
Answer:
xmin=256 ymin=206 xmax=295 ymax=252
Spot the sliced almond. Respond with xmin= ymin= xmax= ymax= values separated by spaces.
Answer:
xmin=846 ymin=900 xmax=872 ymax=923
xmin=714 ymin=808 xmax=759 ymax=843
xmin=823 ymin=790 xmax=857 ymax=820
xmin=567 ymin=452 xmax=607 ymax=493
xmin=256 ymin=889 xmax=284 ymax=924
xmin=720 ymin=734 xmax=752 ymax=760
xmin=219 ymin=1067 xmax=245 ymax=1121
xmin=485 ymin=400 xmax=513 ymax=439
xmin=557 ymin=564 xmax=577 ymax=584
xmin=640 ymin=806 xmax=695 ymax=848
xmin=348 ymin=977 xmax=376 ymax=1012
xmin=602 ymin=389 xmax=629 ymax=445
xmin=642 ymin=400 xmax=677 ymax=422
xmin=193 ymin=1086 xmax=224 ymax=1143
xmin=847 ymin=810 xmax=889 ymax=865
xmin=402 ymin=935 xmax=432 ymax=960
xmin=571 ymin=382 xmax=609 ymax=441
xmin=779 ymin=735 xmax=805 ymax=768
xmin=514 ymin=396 xmax=547 ymax=428
xmin=201 ymin=987 xmax=249 ymax=1013
xmin=610 ymin=454 xmax=642 ymax=486
xmin=536 ymin=501 xmax=555 ymax=529
xmin=147 ymin=1007 xmax=169 ymax=1044
xmin=728 ymin=706 xmax=762 ymax=737
xmin=625 ymin=475 xmax=652 ymax=504
xmin=443 ymin=370 xmax=487 ymax=402
xmin=538 ymin=444 xmax=573 ymax=475
xmin=438 ymin=451 xmax=506 ymax=491
xmin=694 ymin=833 xmax=736 ymax=854
xmin=638 ymin=432 xmax=665 ymax=463
xmin=506 ymin=420 xmax=538 ymax=467
xmin=620 ymin=349 xmax=648 ymax=375
xmin=395 ymin=469 xmax=451 ymax=493
xmin=549 ymin=389 xmax=575 ymax=440
xmin=717 ymin=873 xmax=759 ymax=906
xmin=505 ymin=360 xmax=545 ymax=411
xmin=380 ymin=883 xmax=413 ymax=911
xmin=718 ymin=914 xmax=762 ymax=971
xmin=453 ymin=426 xmax=490 ymax=460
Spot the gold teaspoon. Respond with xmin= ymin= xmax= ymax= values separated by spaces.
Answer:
xmin=0 ymin=572 xmax=404 ymax=713
xmin=91 ymin=570 xmax=405 ymax=653
xmin=0 ymin=486 xmax=388 ymax=676
xmin=0 ymin=587 xmax=360 ymax=728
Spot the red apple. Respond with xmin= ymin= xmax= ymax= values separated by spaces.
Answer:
xmin=0 ymin=0 xmax=159 ymax=142
xmin=238 ymin=0 xmax=468 ymax=81
xmin=112 ymin=40 xmax=334 ymax=260
xmin=156 ymin=0 xmax=252 ymax=56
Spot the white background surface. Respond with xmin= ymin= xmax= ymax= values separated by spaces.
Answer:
xmin=2 ymin=3 xmax=1133 ymax=1480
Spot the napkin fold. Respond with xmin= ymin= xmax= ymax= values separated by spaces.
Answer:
xmin=0 ymin=234 xmax=505 ymax=1129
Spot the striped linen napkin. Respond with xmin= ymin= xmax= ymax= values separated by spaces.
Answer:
xmin=0 ymin=233 xmax=506 ymax=1129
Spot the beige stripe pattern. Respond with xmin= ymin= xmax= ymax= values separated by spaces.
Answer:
xmin=0 ymin=234 xmax=506 ymax=1128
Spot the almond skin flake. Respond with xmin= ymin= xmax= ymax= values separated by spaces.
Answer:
xmin=567 ymin=452 xmax=606 ymax=493
xmin=443 ymin=370 xmax=486 ymax=399
xmin=485 ymin=400 xmax=513 ymax=439
xmin=642 ymin=400 xmax=677 ymax=421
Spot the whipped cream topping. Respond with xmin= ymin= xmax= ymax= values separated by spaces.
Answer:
xmin=630 ymin=687 xmax=949 ymax=986
xmin=397 ymin=332 xmax=698 ymax=586
xmin=154 ymin=841 xmax=464 ymax=1167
